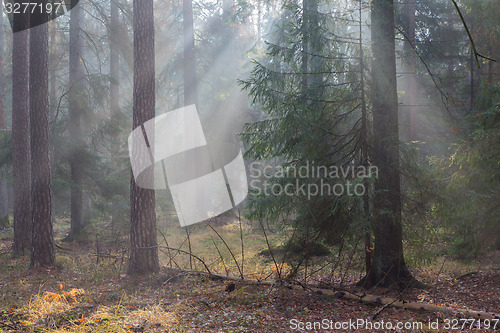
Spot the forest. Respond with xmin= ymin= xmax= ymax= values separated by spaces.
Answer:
xmin=0 ymin=0 xmax=498 ymax=332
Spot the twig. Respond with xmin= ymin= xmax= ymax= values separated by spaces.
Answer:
xmin=158 ymin=246 xmax=211 ymax=275
xmin=451 ymin=0 xmax=496 ymax=67
xmin=164 ymin=272 xmax=190 ymax=284
xmin=238 ymin=210 xmax=244 ymax=278
xmin=205 ymin=221 xmax=243 ymax=278
xmin=211 ymin=237 xmax=229 ymax=276
xmin=185 ymin=226 xmax=193 ymax=270
xmin=157 ymin=228 xmax=179 ymax=269
xmin=257 ymin=219 xmax=281 ymax=279
xmin=434 ymin=256 xmax=448 ymax=301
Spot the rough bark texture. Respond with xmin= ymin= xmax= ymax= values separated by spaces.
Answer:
xmin=30 ymin=4 xmax=55 ymax=267
xmin=12 ymin=8 xmax=32 ymax=256
xmin=129 ymin=0 xmax=159 ymax=274
xmin=183 ymin=0 xmax=197 ymax=106
xmin=68 ymin=0 xmax=85 ymax=239
xmin=368 ymin=0 xmax=413 ymax=287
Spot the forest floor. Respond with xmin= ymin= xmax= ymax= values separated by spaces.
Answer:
xmin=0 ymin=220 xmax=499 ymax=332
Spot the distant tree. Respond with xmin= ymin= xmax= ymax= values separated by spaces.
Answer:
xmin=67 ymin=0 xmax=86 ymax=239
xmin=49 ymin=5 xmax=58 ymax=117
xmin=110 ymin=0 xmax=123 ymax=229
xmin=367 ymin=0 xmax=414 ymax=287
xmin=0 ymin=10 xmax=9 ymax=227
xmin=129 ymin=0 xmax=159 ymax=274
xmin=30 ymin=0 xmax=55 ymax=267
xmin=12 ymin=6 xmax=32 ymax=257
xmin=183 ymin=0 xmax=197 ymax=106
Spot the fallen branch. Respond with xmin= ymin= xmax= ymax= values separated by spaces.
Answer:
xmin=326 ymin=290 xmax=499 ymax=320
xmin=163 ymin=267 xmax=500 ymax=320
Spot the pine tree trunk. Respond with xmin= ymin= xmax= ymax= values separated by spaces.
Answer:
xmin=368 ymin=0 xmax=413 ymax=287
xmin=12 ymin=8 xmax=32 ymax=257
xmin=129 ymin=0 xmax=159 ymax=274
xmin=68 ymin=0 xmax=84 ymax=239
xmin=183 ymin=0 xmax=197 ymax=106
xmin=30 ymin=3 xmax=55 ymax=267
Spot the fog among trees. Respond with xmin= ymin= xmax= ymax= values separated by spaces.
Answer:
xmin=0 ymin=0 xmax=498 ymax=331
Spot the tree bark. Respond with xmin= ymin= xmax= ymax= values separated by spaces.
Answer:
xmin=12 ymin=6 xmax=32 ymax=257
xmin=129 ymin=0 xmax=159 ymax=274
xmin=368 ymin=0 xmax=413 ymax=287
xmin=183 ymin=0 xmax=197 ymax=106
xmin=68 ymin=0 xmax=85 ymax=240
xmin=30 ymin=2 xmax=55 ymax=267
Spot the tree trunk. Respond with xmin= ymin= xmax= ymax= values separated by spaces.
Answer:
xmin=302 ymin=0 xmax=320 ymax=93
xmin=0 ymin=9 xmax=9 ymax=226
xmin=399 ymin=0 xmax=416 ymax=143
xmin=110 ymin=0 xmax=121 ymax=230
xmin=368 ymin=0 xmax=414 ymax=288
xmin=110 ymin=0 xmax=120 ymax=112
xmin=129 ymin=0 xmax=159 ymax=274
xmin=0 ymin=9 xmax=5 ymax=130
xmin=301 ymin=0 xmax=309 ymax=90
xmin=68 ymin=0 xmax=85 ymax=240
xmin=30 ymin=3 xmax=55 ymax=267
xmin=49 ymin=13 xmax=57 ymax=119
xmin=407 ymin=0 xmax=417 ymax=141
xmin=358 ymin=0 xmax=372 ymax=285
xmin=12 ymin=7 xmax=32 ymax=257
xmin=183 ymin=0 xmax=197 ymax=106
